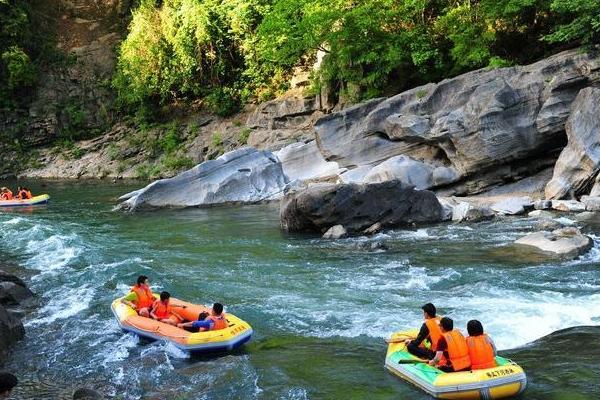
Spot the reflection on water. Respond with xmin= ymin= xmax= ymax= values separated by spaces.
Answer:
xmin=0 ymin=180 xmax=599 ymax=399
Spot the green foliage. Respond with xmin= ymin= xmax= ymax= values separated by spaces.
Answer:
xmin=238 ymin=127 xmax=251 ymax=144
xmin=1 ymin=46 xmax=35 ymax=90
xmin=205 ymin=87 xmax=242 ymax=117
xmin=162 ymin=154 xmax=195 ymax=171
xmin=159 ymin=122 xmax=182 ymax=154
xmin=211 ymin=132 xmax=223 ymax=147
xmin=544 ymin=0 xmax=600 ymax=45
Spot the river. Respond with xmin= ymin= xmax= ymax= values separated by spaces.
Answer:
xmin=1 ymin=180 xmax=599 ymax=399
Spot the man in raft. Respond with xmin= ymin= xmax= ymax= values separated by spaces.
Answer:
xmin=428 ymin=317 xmax=471 ymax=372
xmin=150 ymin=291 xmax=187 ymax=326
xmin=405 ymin=303 xmax=442 ymax=360
xmin=0 ymin=187 xmax=13 ymax=200
xmin=177 ymin=303 xmax=229 ymax=331
xmin=121 ymin=275 xmax=155 ymax=317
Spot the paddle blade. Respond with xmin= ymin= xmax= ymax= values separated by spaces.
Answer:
xmin=397 ymin=359 xmax=428 ymax=364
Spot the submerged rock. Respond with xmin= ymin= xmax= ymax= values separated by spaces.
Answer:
xmin=118 ymin=148 xmax=289 ymax=211
xmin=546 ymin=88 xmax=600 ymax=199
xmin=280 ymin=180 xmax=442 ymax=234
xmin=515 ymin=227 xmax=592 ymax=258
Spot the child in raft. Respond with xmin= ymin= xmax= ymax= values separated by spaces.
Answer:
xmin=150 ymin=291 xmax=187 ymax=326
xmin=466 ymin=319 xmax=498 ymax=370
xmin=177 ymin=303 xmax=229 ymax=331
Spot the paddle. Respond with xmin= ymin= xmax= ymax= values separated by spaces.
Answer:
xmin=385 ymin=335 xmax=415 ymax=344
xmin=397 ymin=359 xmax=429 ymax=364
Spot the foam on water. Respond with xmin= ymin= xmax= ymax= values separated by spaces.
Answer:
xmin=25 ymin=284 xmax=95 ymax=326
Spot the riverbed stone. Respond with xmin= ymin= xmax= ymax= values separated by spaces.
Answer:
xmin=552 ymin=200 xmax=586 ymax=212
xmin=546 ymin=88 xmax=600 ymax=199
xmin=280 ymin=180 xmax=443 ymax=234
xmin=534 ymin=200 xmax=553 ymax=210
xmin=528 ymin=210 xmax=554 ymax=219
xmin=322 ymin=225 xmax=348 ymax=239
xmin=581 ymin=196 xmax=600 ymax=212
xmin=451 ymin=201 xmax=494 ymax=223
xmin=118 ymin=148 xmax=289 ymax=211
xmin=515 ymin=227 xmax=592 ymax=258
xmin=491 ymin=197 xmax=533 ymax=215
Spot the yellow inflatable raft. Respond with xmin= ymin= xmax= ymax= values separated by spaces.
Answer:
xmin=385 ymin=330 xmax=527 ymax=399
xmin=0 ymin=194 xmax=49 ymax=207
xmin=111 ymin=296 xmax=253 ymax=353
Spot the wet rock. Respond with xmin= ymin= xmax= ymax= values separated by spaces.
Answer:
xmin=118 ymin=148 xmax=288 ymax=211
xmin=534 ymin=200 xmax=553 ymax=210
xmin=0 ymin=270 xmax=34 ymax=306
xmin=363 ymin=222 xmax=383 ymax=235
xmin=552 ymin=200 xmax=586 ymax=212
xmin=528 ymin=210 xmax=554 ymax=219
xmin=451 ymin=201 xmax=494 ymax=223
xmin=437 ymin=198 xmax=455 ymax=221
xmin=322 ymin=225 xmax=348 ymax=239
xmin=73 ymin=388 xmax=103 ymax=399
xmin=536 ymin=219 xmax=564 ymax=231
xmin=515 ymin=227 xmax=592 ymax=258
xmin=491 ymin=197 xmax=533 ymax=215
xmin=0 ymin=305 xmax=25 ymax=362
xmin=356 ymin=240 xmax=388 ymax=251
xmin=546 ymin=88 xmax=600 ymax=199
xmin=581 ymin=196 xmax=600 ymax=212
xmin=280 ymin=180 xmax=443 ymax=234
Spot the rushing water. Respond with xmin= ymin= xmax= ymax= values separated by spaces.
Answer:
xmin=1 ymin=180 xmax=599 ymax=399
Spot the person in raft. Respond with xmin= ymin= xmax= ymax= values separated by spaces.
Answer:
xmin=16 ymin=187 xmax=32 ymax=200
xmin=177 ymin=303 xmax=229 ymax=331
xmin=150 ymin=291 xmax=187 ymax=326
xmin=0 ymin=372 xmax=18 ymax=399
xmin=466 ymin=319 xmax=498 ymax=370
xmin=428 ymin=317 xmax=471 ymax=372
xmin=121 ymin=275 xmax=155 ymax=317
xmin=0 ymin=187 xmax=13 ymax=200
xmin=405 ymin=303 xmax=442 ymax=360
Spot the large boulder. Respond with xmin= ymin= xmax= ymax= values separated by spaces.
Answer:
xmin=118 ymin=148 xmax=289 ymax=211
xmin=490 ymin=196 xmax=533 ymax=215
xmin=314 ymin=50 xmax=600 ymax=193
xmin=515 ymin=227 xmax=593 ymax=258
xmin=0 ymin=269 xmax=34 ymax=306
xmin=0 ymin=305 xmax=25 ymax=362
xmin=545 ymin=88 xmax=600 ymax=199
xmin=362 ymin=155 xmax=435 ymax=188
xmin=276 ymin=140 xmax=343 ymax=182
xmin=280 ymin=180 xmax=443 ymax=234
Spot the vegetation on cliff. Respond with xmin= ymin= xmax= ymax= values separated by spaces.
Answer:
xmin=113 ymin=0 xmax=600 ymax=112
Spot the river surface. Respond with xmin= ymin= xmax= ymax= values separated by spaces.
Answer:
xmin=1 ymin=180 xmax=599 ymax=399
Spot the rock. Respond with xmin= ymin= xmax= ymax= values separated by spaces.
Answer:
xmin=276 ymin=140 xmax=342 ymax=182
xmin=118 ymin=148 xmax=288 ymax=211
xmin=280 ymin=180 xmax=443 ymax=234
xmin=339 ymin=166 xmax=372 ymax=184
xmin=362 ymin=155 xmax=435 ymax=189
xmin=546 ymin=88 xmax=600 ymax=199
xmin=515 ymin=227 xmax=593 ymax=258
xmin=322 ymin=225 xmax=348 ymax=239
xmin=574 ymin=211 xmax=600 ymax=222
xmin=363 ymin=222 xmax=383 ymax=235
xmin=536 ymin=218 xmax=564 ymax=231
xmin=528 ymin=210 xmax=554 ymax=219
xmin=0 ymin=270 xmax=34 ymax=306
xmin=314 ymin=50 xmax=600 ymax=194
xmin=552 ymin=200 xmax=586 ymax=212
xmin=534 ymin=199 xmax=553 ymax=210
xmin=491 ymin=196 xmax=532 ymax=215
xmin=451 ymin=201 xmax=494 ymax=223
xmin=0 ymin=304 xmax=25 ymax=362
xmin=437 ymin=198 xmax=455 ymax=221
xmin=73 ymin=388 xmax=103 ymax=399
xmin=356 ymin=240 xmax=389 ymax=251
xmin=581 ymin=196 xmax=600 ymax=211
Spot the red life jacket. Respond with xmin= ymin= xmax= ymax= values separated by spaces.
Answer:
xmin=209 ymin=314 xmax=228 ymax=330
xmin=466 ymin=334 xmax=497 ymax=370
xmin=424 ymin=316 xmax=443 ymax=351
xmin=440 ymin=330 xmax=471 ymax=371
xmin=152 ymin=300 xmax=172 ymax=319
xmin=1 ymin=190 xmax=13 ymax=200
xmin=131 ymin=284 xmax=154 ymax=309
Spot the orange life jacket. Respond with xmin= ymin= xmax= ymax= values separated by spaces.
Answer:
xmin=424 ymin=316 xmax=443 ymax=351
xmin=18 ymin=190 xmax=32 ymax=199
xmin=466 ymin=334 xmax=497 ymax=370
xmin=209 ymin=314 xmax=228 ymax=330
xmin=152 ymin=300 xmax=172 ymax=320
xmin=440 ymin=330 xmax=471 ymax=371
xmin=1 ymin=190 xmax=13 ymax=200
xmin=131 ymin=284 xmax=154 ymax=309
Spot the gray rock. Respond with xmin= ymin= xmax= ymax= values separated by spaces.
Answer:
xmin=534 ymin=200 xmax=553 ymax=210
xmin=451 ymin=201 xmax=494 ymax=222
xmin=437 ymin=198 xmax=455 ymax=221
xmin=322 ymin=225 xmax=348 ymax=239
xmin=515 ymin=227 xmax=592 ymax=258
xmin=552 ymin=200 xmax=586 ymax=212
xmin=276 ymin=140 xmax=342 ymax=182
xmin=0 ymin=304 xmax=25 ymax=362
xmin=280 ymin=180 xmax=443 ymax=234
xmin=339 ymin=166 xmax=372 ymax=183
xmin=581 ymin=196 xmax=600 ymax=211
xmin=118 ymin=148 xmax=288 ymax=211
xmin=314 ymin=50 xmax=600 ymax=194
xmin=363 ymin=222 xmax=383 ymax=235
xmin=73 ymin=388 xmax=103 ymax=399
xmin=362 ymin=155 xmax=435 ymax=189
xmin=574 ymin=211 xmax=600 ymax=222
xmin=536 ymin=218 xmax=564 ymax=231
xmin=546 ymin=88 xmax=600 ymax=199
xmin=491 ymin=196 xmax=533 ymax=215
xmin=0 ymin=270 xmax=34 ymax=306
xmin=528 ymin=210 xmax=554 ymax=219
